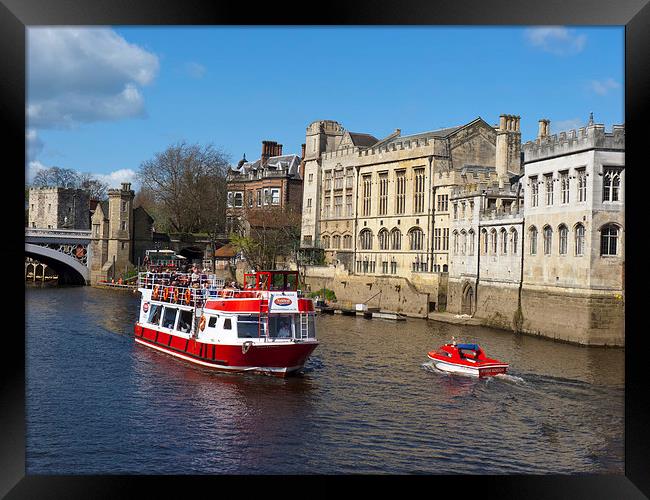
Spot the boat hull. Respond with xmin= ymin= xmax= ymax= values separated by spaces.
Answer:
xmin=134 ymin=323 xmax=318 ymax=377
xmin=427 ymin=355 xmax=508 ymax=378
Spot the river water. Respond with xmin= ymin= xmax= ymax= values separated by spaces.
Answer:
xmin=25 ymin=286 xmax=624 ymax=474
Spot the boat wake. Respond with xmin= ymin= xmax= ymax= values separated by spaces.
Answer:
xmin=491 ymin=373 xmax=525 ymax=384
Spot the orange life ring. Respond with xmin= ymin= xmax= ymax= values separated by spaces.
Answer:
xmin=173 ymin=288 xmax=180 ymax=303
xmin=199 ymin=315 xmax=206 ymax=331
xmin=163 ymin=287 xmax=170 ymax=301
xmin=152 ymin=285 xmax=160 ymax=300
xmin=185 ymin=289 xmax=192 ymax=305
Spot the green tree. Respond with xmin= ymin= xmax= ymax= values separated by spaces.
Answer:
xmin=229 ymin=205 xmax=301 ymax=271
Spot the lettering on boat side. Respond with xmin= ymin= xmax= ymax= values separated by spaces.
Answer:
xmin=274 ymin=297 xmax=292 ymax=306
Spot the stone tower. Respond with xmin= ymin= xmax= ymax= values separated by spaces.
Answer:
xmin=106 ymin=182 xmax=135 ymax=276
xmin=301 ymin=120 xmax=345 ymax=248
xmin=495 ymin=114 xmax=522 ymax=187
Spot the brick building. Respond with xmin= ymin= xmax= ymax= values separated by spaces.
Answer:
xmin=226 ymin=140 xmax=304 ymax=234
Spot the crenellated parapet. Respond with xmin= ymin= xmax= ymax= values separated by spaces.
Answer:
xmin=320 ymin=135 xmax=436 ymax=160
xmin=523 ymin=123 xmax=625 ymax=162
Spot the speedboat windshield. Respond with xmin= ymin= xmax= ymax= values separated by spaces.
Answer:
xmin=456 ymin=343 xmax=480 ymax=351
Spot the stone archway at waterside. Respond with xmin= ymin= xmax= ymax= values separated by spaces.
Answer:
xmin=461 ymin=282 xmax=474 ymax=316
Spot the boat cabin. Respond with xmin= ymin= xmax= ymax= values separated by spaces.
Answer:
xmin=243 ymin=270 xmax=299 ymax=292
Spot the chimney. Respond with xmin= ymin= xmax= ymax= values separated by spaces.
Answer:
xmin=495 ymin=114 xmax=522 ymax=187
xmin=261 ymin=140 xmax=272 ymax=165
xmin=537 ymin=119 xmax=550 ymax=140
xmin=276 ymin=143 xmax=283 ymax=156
xmin=301 ymin=143 xmax=306 ymax=159
xmin=121 ymin=182 xmax=132 ymax=192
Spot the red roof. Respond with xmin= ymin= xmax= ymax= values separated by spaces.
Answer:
xmin=214 ymin=243 xmax=237 ymax=258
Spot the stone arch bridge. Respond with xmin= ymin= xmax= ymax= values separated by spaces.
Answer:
xmin=25 ymin=228 xmax=92 ymax=285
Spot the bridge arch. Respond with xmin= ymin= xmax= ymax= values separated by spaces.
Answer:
xmin=25 ymin=243 xmax=89 ymax=285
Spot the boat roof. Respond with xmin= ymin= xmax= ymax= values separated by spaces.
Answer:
xmin=456 ymin=343 xmax=480 ymax=351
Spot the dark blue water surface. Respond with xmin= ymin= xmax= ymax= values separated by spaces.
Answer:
xmin=26 ymin=286 xmax=624 ymax=474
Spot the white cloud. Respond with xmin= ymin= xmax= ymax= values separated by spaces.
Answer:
xmin=589 ymin=78 xmax=621 ymax=96
xmin=185 ymin=62 xmax=206 ymax=79
xmin=524 ymin=27 xmax=587 ymax=55
xmin=26 ymin=129 xmax=44 ymax=162
xmin=94 ymin=168 xmax=138 ymax=188
xmin=25 ymin=157 xmax=138 ymax=190
xmin=27 ymin=28 xmax=159 ymax=128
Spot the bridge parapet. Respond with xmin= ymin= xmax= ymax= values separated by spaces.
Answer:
xmin=25 ymin=228 xmax=92 ymax=240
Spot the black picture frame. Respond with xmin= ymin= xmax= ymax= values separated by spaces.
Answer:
xmin=5 ymin=0 xmax=649 ymax=498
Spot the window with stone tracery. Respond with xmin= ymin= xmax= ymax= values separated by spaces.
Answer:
xmin=576 ymin=168 xmax=587 ymax=202
xmin=560 ymin=171 xmax=569 ymax=204
xmin=409 ymin=227 xmax=424 ymax=251
xmin=543 ymin=226 xmax=552 ymax=255
xmin=395 ymin=170 xmax=406 ymax=214
xmin=378 ymin=229 xmax=390 ymax=250
xmin=603 ymin=167 xmax=622 ymax=202
xmin=378 ymin=172 xmax=389 ymax=215
xmin=529 ymin=226 xmax=538 ymax=255
xmin=530 ymin=176 xmax=539 ymax=207
xmin=359 ymin=229 xmax=373 ymax=250
xmin=391 ymin=228 xmax=402 ymax=250
xmin=362 ymin=175 xmax=372 ymax=216
xmin=414 ymin=168 xmax=425 ymax=213
xmin=559 ymin=224 xmax=568 ymax=255
xmin=545 ymin=174 xmax=554 ymax=205
xmin=600 ymin=224 xmax=619 ymax=256
xmin=575 ymin=224 xmax=585 ymax=256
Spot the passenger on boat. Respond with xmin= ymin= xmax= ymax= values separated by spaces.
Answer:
xmin=277 ymin=318 xmax=291 ymax=338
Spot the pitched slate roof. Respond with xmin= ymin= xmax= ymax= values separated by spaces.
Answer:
xmin=348 ymin=132 xmax=379 ymax=147
xmin=230 ymin=154 xmax=302 ymax=178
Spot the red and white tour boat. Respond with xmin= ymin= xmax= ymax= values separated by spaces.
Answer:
xmin=134 ymin=270 xmax=319 ymax=377
xmin=427 ymin=339 xmax=508 ymax=378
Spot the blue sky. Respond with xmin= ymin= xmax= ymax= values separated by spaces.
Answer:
xmin=26 ymin=26 xmax=624 ymax=188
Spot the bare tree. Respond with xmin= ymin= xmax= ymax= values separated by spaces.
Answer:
xmin=32 ymin=166 xmax=78 ymax=188
xmin=137 ymin=142 xmax=230 ymax=234
xmin=78 ymin=172 xmax=109 ymax=201
xmin=30 ymin=166 xmax=109 ymax=200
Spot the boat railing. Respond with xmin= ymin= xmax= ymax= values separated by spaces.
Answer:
xmin=137 ymin=272 xmax=225 ymax=289
xmin=137 ymin=272 xmax=225 ymax=307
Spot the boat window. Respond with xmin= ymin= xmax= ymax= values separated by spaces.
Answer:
xmin=148 ymin=304 xmax=162 ymax=325
xmin=223 ymin=318 xmax=232 ymax=330
xmin=271 ymin=273 xmax=285 ymax=291
xmin=177 ymin=309 xmax=192 ymax=333
xmin=237 ymin=315 xmax=259 ymax=338
xmin=162 ymin=307 xmax=177 ymax=329
xmin=307 ymin=315 xmax=316 ymax=338
xmin=268 ymin=315 xmax=293 ymax=338
xmin=286 ymin=273 xmax=298 ymax=291
xmin=208 ymin=316 xmax=217 ymax=328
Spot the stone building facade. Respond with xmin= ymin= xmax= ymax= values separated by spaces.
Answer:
xmin=299 ymin=115 xmax=521 ymax=303
xmin=226 ymin=140 xmax=304 ymax=235
xmin=28 ymin=187 xmax=90 ymax=230
xmin=447 ymin=181 xmax=524 ymax=318
xmin=447 ymin=117 xmax=625 ymax=346
xmin=89 ymin=182 xmax=135 ymax=283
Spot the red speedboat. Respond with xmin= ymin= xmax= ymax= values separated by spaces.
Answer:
xmin=427 ymin=340 xmax=508 ymax=378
